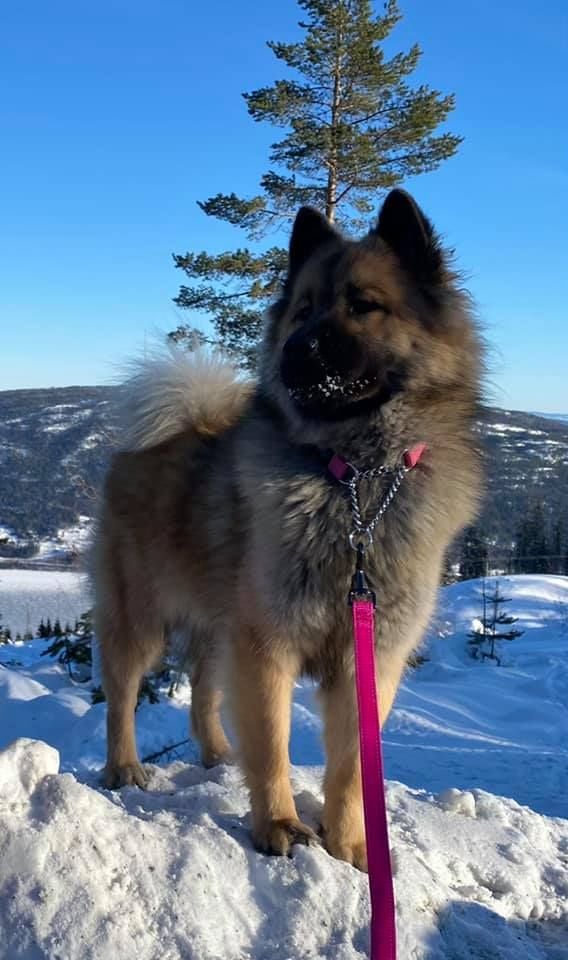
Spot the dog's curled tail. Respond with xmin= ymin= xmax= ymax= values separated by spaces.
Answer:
xmin=120 ymin=348 xmax=253 ymax=451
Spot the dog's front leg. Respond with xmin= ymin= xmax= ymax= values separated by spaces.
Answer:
xmin=321 ymin=649 xmax=407 ymax=872
xmin=320 ymin=670 xmax=367 ymax=871
xmin=229 ymin=630 xmax=318 ymax=855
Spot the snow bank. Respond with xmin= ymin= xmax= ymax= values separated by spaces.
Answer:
xmin=0 ymin=574 xmax=567 ymax=958
xmin=0 ymin=743 xmax=566 ymax=960
xmin=0 ymin=737 xmax=59 ymax=805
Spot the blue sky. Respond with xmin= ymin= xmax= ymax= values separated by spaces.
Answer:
xmin=1 ymin=0 xmax=566 ymax=412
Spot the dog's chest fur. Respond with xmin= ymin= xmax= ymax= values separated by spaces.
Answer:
xmin=221 ymin=405 xmax=451 ymax=670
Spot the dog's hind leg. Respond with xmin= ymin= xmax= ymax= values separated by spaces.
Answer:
xmin=98 ymin=616 xmax=165 ymax=789
xmin=190 ymin=641 xmax=232 ymax=768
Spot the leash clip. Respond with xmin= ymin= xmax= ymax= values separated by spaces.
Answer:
xmin=348 ymin=543 xmax=377 ymax=607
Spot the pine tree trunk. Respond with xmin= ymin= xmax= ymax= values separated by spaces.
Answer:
xmin=326 ymin=25 xmax=343 ymax=224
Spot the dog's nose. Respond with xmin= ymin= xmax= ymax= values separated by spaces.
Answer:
xmin=283 ymin=327 xmax=320 ymax=361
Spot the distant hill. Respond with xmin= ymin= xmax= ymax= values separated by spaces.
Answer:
xmin=0 ymin=386 xmax=115 ymax=559
xmin=477 ymin=408 xmax=568 ymax=563
xmin=0 ymin=386 xmax=567 ymax=563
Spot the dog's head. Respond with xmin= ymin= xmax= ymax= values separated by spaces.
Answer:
xmin=261 ymin=190 xmax=480 ymax=427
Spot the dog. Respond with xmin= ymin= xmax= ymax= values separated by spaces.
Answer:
xmin=93 ymin=189 xmax=483 ymax=871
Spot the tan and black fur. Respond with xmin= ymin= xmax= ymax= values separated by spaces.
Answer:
xmin=93 ymin=190 xmax=484 ymax=871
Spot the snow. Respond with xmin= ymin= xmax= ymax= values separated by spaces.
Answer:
xmin=0 ymin=569 xmax=91 ymax=636
xmin=36 ymin=517 xmax=94 ymax=562
xmin=384 ymin=576 xmax=568 ymax=818
xmin=0 ymin=738 xmax=58 ymax=805
xmin=489 ymin=424 xmax=528 ymax=434
xmin=0 ymin=524 xmax=19 ymax=544
xmin=0 ymin=574 xmax=567 ymax=959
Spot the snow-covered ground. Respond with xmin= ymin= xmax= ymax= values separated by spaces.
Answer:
xmin=386 ymin=576 xmax=568 ymax=819
xmin=0 ymin=515 xmax=94 ymax=569
xmin=0 ymin=568 xmax=92 ymax=636
xmin=0 ymin=574 xmax=567 ymax=959
xmin=35 ymin=516 xmax=94 ymax=563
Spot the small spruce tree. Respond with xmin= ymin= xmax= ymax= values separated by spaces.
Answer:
xmin=42 ymin=610 xmax=94 ymax=682
xmin=467 ymin=580 xmax=523 ymax=665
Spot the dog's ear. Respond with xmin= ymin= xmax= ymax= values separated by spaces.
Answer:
xmin=289 ymin=207 xmax=338 ymax=277
xmin=375 ymin=189 xmax=443 ymax=281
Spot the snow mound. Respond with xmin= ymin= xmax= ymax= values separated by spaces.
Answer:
xmin=0 ymin=749 xmax=567 ymax=960
xmin=0 ymin=737 xmax=59 ymax=805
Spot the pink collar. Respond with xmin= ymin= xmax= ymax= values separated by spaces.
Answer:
xmin=327 ymin=442 xmax=427 ymax=483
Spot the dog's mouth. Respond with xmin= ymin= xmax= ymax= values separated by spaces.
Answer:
xmin=288 ymin=370 xmax=374 ymax=407
xmin=279 ymin=328 xmax=407 ymax=420
xmin=284 ymin=363 xmax=404 ymax=420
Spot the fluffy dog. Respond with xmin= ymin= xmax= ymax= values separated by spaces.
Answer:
xmin=93 ymin=189 xmax=483 ymax=871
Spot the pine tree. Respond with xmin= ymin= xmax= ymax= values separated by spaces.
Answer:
xmin=441 ymin=552 xmax=458 ymax=586
xmin=40 ymin=608 xmax=174 ymax=707
xmin=42 ymin=609 xmax=93 ymax=682
xmin=171 ymin=0 xmax=462 ymax=367
xmin=459 ymin=527 xmax=488 ymax=580
xmin=551 ymin=519 xmax=563 ymax=575
xmin=467 ymin=579 xmax=523 ymax=665
xmin=53 ymin=618 xmax=63 ymax=638
xmin=514 ymin=502 xmax=549 ymax=574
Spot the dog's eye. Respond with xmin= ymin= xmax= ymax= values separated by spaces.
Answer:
xmin=350 ymin=298 xmax=385 ymax=316
xmin=293 ymin=302 xmax=311 ymax=323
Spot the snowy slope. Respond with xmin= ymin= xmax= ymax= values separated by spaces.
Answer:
xmin=0 ymin=575 xmax=567 ymax=959
xmin=385 ymin=576 xmax=568 ymax=818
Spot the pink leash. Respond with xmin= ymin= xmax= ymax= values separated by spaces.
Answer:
xmin=352 ymin=597 xmax=396 ymax=960
xmin=329 ymin=443 xmax=427 ymax=960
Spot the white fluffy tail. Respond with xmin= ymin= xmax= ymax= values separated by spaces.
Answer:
xmin=120 ymin=348 xmax=252 ymax=451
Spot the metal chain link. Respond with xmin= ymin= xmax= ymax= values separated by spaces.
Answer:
xmin=347 ymin=464 xmax=408 ymax=550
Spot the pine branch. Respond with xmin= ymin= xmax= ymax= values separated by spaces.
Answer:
xmin=142 ymin=738 xmax=192 ymax=764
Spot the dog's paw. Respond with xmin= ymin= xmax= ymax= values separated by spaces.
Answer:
xmin=103 ymin=761 xmax=151 ymax=790
xmin=323 ymin=830 xmax=368 ymax=872
xmin=201 ymin=746 xmax=234 ymax=769
xmin=253 ymin=817 xmax=320 ymax=857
